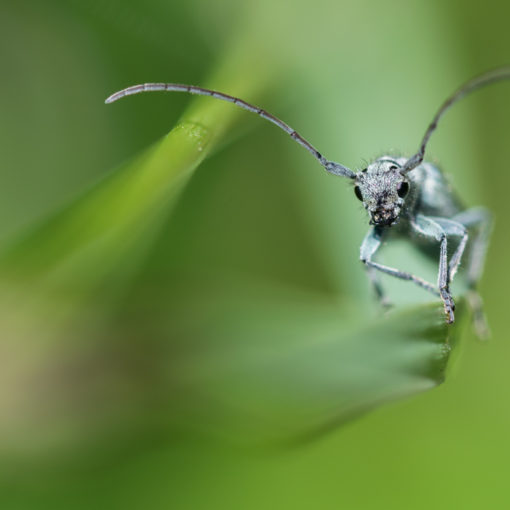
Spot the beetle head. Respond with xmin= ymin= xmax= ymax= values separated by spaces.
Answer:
xmin=353 ymin=158 xmax=410 ymax=227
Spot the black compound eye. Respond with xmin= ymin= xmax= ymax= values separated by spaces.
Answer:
xmin=354 ymin=186 xmax=363 ymax=201
xmin=397 ymin=181 xmax=409 ymax=198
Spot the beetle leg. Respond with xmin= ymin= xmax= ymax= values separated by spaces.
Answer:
xmin=453 ymin=208 xmax=492 ymax=288
xmin=360 ymin=226 xmax=441 ymax=312
xmin=411 ymin=215 xmax=457 ymax=323
xmin=429 ymin=217 xmax=468 ymax=283
xmin=453 ymin=207 xmax=492 ymax=338
xmin=360 ymin=227 xmax=393 ymax=307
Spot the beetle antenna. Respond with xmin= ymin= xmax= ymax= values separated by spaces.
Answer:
xmin=105 ymin=83 xmax=356 ymax=179
xmin=401 ymin=66 xmax=510 ymax=174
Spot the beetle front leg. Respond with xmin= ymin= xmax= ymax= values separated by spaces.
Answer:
xmin=430 ymin=217 xmax=469 ymax=284
xmin=360 ymin=227 xmax=393 ymax=307
xmin=360 ymin=226 xmax=440 ymax=308
xmin=438 ymin=229 xmax=456 ymax=324
xmin=412 ymin=215 xmax=455 ymax=323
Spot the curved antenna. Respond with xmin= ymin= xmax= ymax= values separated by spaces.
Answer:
xmin=401 ymin=66 xmax=510 ymax=174
xmin=105 ymin=83 xmax=356 ymax=179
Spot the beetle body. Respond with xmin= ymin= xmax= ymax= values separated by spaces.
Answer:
xmin=355 ymin=156 xmax=490 ymax=330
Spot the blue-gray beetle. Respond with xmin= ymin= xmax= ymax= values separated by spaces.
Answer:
xmin=106 ymin=68 xmax=508 ymax=336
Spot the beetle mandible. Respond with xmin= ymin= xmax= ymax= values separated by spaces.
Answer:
xmin=106 ymin=67 xmax=509 ymax=336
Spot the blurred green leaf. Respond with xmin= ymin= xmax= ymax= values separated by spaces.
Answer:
xmin=133 ymin=276 xmax=461 ymax=445
xmin=0 ymin=44 xmax=277 ymax=296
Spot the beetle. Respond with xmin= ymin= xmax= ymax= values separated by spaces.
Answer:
xmin=106 ymin=67 xmax=509 ymax=336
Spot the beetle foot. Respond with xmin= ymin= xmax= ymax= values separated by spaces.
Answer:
xmin=440 ymin=288 xmax=455 ymax=324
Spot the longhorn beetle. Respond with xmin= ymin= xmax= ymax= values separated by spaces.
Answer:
xmin=106 ymin=67 xmax=509 ymax=336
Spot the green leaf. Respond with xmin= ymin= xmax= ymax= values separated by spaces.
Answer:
xmin=122 ymin=276 xmax=462 ymax=445
xmin=0 ymin=43 xmax=278 ymax=296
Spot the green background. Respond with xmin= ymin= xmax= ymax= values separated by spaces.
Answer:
xmin=1 ymin=0 xmax=509 ymax=508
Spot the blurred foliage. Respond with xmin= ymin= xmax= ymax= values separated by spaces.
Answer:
xmin=0 ymin=0 xmax=509 ymax=509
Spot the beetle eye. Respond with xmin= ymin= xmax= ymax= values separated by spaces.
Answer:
xmin=397 ymin=181 xmax=409 ymax=198
xmin=354 ymin=186 xmax=363 ymax=201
